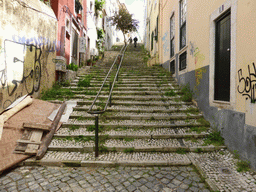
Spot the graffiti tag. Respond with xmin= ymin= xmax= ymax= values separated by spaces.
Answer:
xmin=237 ymin=62 xmax=256 ymax=103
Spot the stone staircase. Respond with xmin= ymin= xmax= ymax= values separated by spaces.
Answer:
xmin=24 ymin=45 xmax=226 ymax=167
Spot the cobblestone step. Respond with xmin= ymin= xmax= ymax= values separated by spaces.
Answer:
xmin=23 ymin=151 xmax=192 ymax=167
xmin=68 ymin=113 xmax=203 ymax=121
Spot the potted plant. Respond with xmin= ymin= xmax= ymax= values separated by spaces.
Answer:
xmin=92 ymin=60 xmax=96 ymax=66
xmin=87 ymin=59 xmax=92 ymax=66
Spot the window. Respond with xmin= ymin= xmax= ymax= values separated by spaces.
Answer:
xmin=151 ymin=32 xmax=154 ymax=51
xmin=170 ymin=60 xmax=175 ymax=74
xmin=180 ymin=0 xmax=187 ymax=49
xmin=170 ymin=15 xmax=175 ymax=57
xmin=179 ymin=51 xmax=187 ymax=70
xmin=155 ymin=16 xmax=158 ymax=42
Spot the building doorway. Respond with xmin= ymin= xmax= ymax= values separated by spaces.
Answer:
xmin=214 ymin=11 xmax=231 ymax=102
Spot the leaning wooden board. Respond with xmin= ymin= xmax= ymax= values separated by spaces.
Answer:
xmin=14 ymin=124 xmax=49 ymax=155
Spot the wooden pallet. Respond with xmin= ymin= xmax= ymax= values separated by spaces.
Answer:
xmin=14 ymin=123 xmax=50 ymax=155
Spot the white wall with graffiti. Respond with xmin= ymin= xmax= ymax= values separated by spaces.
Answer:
xmin=0 ymin=0 xmax=57 ymax=113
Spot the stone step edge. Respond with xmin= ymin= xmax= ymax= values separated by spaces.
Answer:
xmin=68 ymin=114 xmax=203 ymax=120
xmin=22 ymin=159 xmax=192 ymax=167
xmin=62 ymin=123 xmax=206 ymax=128
xmin=47 ymin=146 xmax=226 ymax=153
xmin=187 ymin=154 xmax=219 ymax=192
xmin=54 ymin=133 xmax=209 ymax=139
xmin=73 ymin=108 xmax=197 ymax=113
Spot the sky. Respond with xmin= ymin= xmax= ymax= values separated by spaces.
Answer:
xmin=119 ymin=0 xmax=146 ymax=41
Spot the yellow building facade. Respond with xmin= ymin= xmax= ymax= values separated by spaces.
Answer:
xmin=147 ymin=0 xmax=256 ymax=169
xmin=0 ymin=0 xmax=57 ymax=113
xmin=145 ymin=0 xmax=160 ymax=66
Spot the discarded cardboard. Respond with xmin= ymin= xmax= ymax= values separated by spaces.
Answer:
xmin=0 ymin=99 xmax=60 ymax=172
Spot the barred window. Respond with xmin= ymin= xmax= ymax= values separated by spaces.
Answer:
xmin=170 ymin=15 xmax=175 ymax=57
xmin=180 ymin=0 xmax=187 ymax=49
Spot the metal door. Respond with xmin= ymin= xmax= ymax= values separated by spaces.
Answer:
xmin=214 ymin=12 xmax=231 ymax=101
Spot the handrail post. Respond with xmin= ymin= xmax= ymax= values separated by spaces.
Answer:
xmin=95 ymin=115 xmax=99 ymax=158
xmin=109 ymin=81 xmax=112 ymax=107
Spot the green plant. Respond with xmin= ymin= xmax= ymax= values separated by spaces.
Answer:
xmin=195 ymin=148 xmax=203 ymax=153
xmin=41 ymin=83 xmax=75 ymax=100
xmin=181 ymin=84 xmax=193 ymax=102
xmin=176 ymin=148 xmax=187 ymax=154
xmin=233 ymin=150 xmax=240 ymax=159
xmin=95 ymin=0 xmax=105 ymax=11
xmin=186 ymin=107 xmax=199 ymax=114
xmin=197 ymin=118 xmax=210 ymax=126
xmin=86 ymin=125 xmax=104 ymax=132
xmin=60 ymin=80 xmax=70 ymax=87
xmin=236 ymin=160 xmax=250 ymax=172
xmin=203 ymin=131 xmax=224 ymax=146
xmin=69 ymin=125 xmax=80 ymax=131
xmin=74 ymin=135 xmax=94 ymax=143
xmin=188 ymin=126 xmax=208 ymax=134
xmin=164 ymin=89 xmax=176 ymax=96
xmin=124 ymin=138 xmax=135 ymax=142
xmin=67 ymin=63 xmax=78 ymax=71
xmin=99 ymin=145 xmax=108 ymax=153
xmin=124 ymin=147 xmax=135 ymax=153
xmin=78 ymin=75 xmax=92 ymax=87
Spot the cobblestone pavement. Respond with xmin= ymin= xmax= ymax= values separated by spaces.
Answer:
xmin=0 ymin=166 xmax=210 ymax=192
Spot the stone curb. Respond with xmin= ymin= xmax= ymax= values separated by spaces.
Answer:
xmin=187 ymin=154 xmax=219 ymax=191
xmin=62 ymin=123 xmax=206 ymax=129
xmin=47 ymin=146 xmax=227 ymax=153
xmin=73 ymin=107 xmax=196 ymax=113
xmin=54 ymin=133 xmax=209 ymax=139
xmin=22 ymin=159 xmax=192 ymax=167
xmin=68 ymin=114 xmax=203 ymax=120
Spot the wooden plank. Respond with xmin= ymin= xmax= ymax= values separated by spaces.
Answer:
xmin=17 ymin=139 xmax=42 ymax=145
xmin=21 ymin=130 xmax=32 ymax=140
xmin=25 ymin=144 xmax=39 ymax=155
xmin=23 ymin=123 xmax=51 ymax=131
xmin=15 ymin=143 xmax=27 ymax=152
xmin=36 ymin=103 xmax=66 ymax=160
xmin=30 ymin=130 xmax=43 ymax=143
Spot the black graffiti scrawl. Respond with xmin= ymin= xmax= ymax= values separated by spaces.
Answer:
xmin=237 ymin=62 xmax=256 ymax=103
xmin=0 ymin=40 xmax=42 ymax=109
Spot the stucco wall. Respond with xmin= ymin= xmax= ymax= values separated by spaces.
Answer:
xmin=0 ymin=0 xmax=57 ymax=113
xmin=158 ymin=0 xmax=256 ymax=169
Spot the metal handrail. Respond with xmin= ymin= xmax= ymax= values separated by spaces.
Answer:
xmin=87 ymin=43 xmax=128 ymax=157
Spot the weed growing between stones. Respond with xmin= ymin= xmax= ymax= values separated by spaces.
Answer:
xmin=188 ymin=126 xmax=208 ymax=134
xmin=86 ymin=125 xmax=104 ymax=132
xmin=195 ymin=148 xmax=203 ymax=153
xmin=124 ymin=147 xmax=135 ymax=153
xmin=180 ymin=84 xmax=193 ymax=102
xmin=78 ymin=75 xmax=92 ymax=87
xmin=164 ymin=89 xmax=176 ymax=96
xmin=176 ymin=148 xmax=187 ymax=154
xmin=236 ymin=160 xmax=251 ymax=172
xmin=203 ymin=131 xmax=224 ymax=146
xmin=69 ymin=125 xmax=80 ymax=131
xmin=41 ymin=83 xmax=75 ymax=100
xmin=197 ymin=118 xmax=210 ymax=126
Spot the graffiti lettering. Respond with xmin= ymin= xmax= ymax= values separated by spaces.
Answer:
xmin=12 ymin=35 xmax=60 ymax=53
xmin=237 ymin=63 xmax=256 ymax=102
xmin=162 ymin=32 xmax=169 ymax=56
xmin=190 ymin=42 xmax=206 ymax=95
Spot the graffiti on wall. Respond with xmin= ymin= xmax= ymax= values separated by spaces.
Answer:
xmin=190 ymin=42 xmax=206 ymax=95
xmin=162 ymin=32 xmax=169 ymax=56
xmin=0 ymin=36 xmax=56 ymax=111
xmin=237 ymin=62 xmax=256 ymax=103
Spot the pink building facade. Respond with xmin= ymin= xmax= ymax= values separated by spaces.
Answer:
xmin=51 ymin=0 xmax=88 ymax=66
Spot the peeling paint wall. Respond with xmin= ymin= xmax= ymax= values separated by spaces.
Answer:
xmin=0 ymin=0 xmax=57 ymax=113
